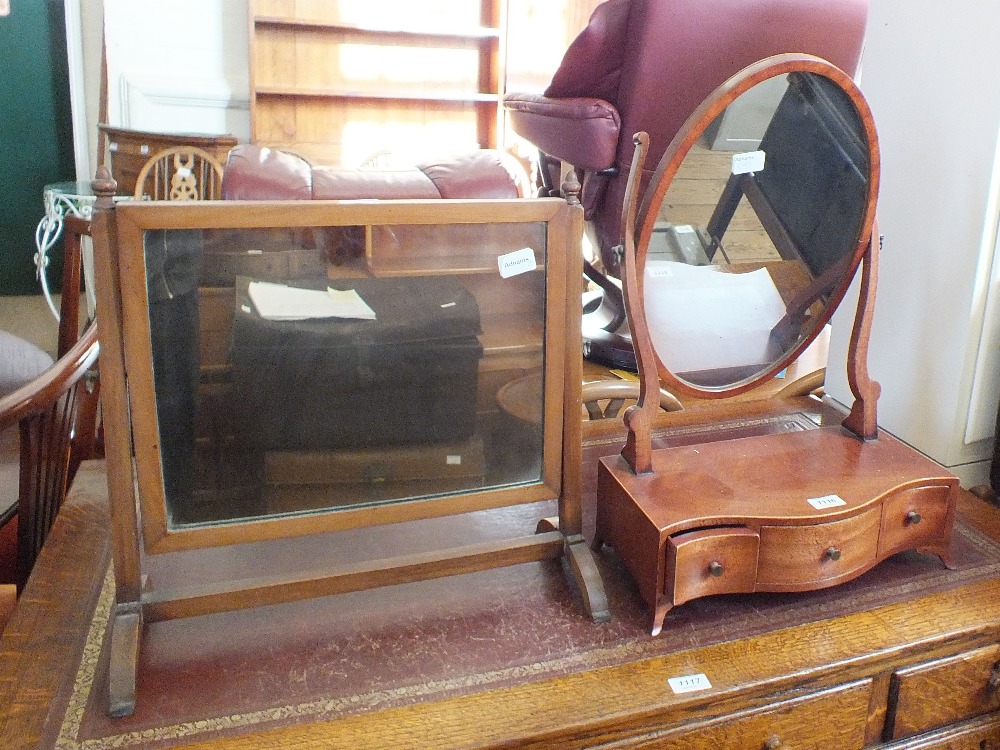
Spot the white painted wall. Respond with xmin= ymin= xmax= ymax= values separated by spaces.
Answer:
xmin=827 ymin=0 xmax=1000 ymax=486
xmin=73 ymin=0 xmax=251 ymax=171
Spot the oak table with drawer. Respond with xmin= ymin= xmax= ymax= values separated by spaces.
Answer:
xmin=98 ymin=125 xmax=238 ymax=196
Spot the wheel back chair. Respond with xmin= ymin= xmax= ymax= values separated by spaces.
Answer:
xmin=0 ymin=213 xmax=101 ymax=598
xmin=134 ymin=145 xmax=225 ymax=201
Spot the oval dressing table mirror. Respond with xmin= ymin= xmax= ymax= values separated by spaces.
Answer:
xmin=593 ymin=55 xmax=958 ymax=636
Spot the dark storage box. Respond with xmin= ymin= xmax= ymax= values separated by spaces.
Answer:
xmin=230 ymin=275 xmax=483 ymax=450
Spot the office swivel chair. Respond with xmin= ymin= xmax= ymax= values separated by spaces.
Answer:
xmin=504 ymin=0 xmax=869 ymax=368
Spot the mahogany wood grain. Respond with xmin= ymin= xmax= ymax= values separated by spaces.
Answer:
xmin=619 ymin=132 xmax=658 ymax=475
xmin=598 ymin=423 xmax=958 ymax=634
xmin=668 ymin=527 xmax=758 ymax=606
xmin=843 ymin=220 xmax=882 ymax=440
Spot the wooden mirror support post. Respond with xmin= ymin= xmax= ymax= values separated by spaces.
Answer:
xmin=593 ymin=56 xmax=957 ymax=636
xmin=89 ymin=171 xmax=607 ymax=717
xmin=89 ymin=168 xmax=145 ymax=716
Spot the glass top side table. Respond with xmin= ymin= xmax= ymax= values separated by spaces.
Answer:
xmin=34 ymin=181 xmax=128 ymax=321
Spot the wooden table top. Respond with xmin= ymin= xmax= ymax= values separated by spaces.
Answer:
xmin=5 ymin=436 xmax=1000 ymax=748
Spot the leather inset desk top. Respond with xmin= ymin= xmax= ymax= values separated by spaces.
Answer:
xmin=20 ymin=459 xmax=1000 ymax=749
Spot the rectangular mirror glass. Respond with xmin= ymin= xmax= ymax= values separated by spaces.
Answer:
xmin=144 ymin=223 xmax=548 ymax=528
xmin=120 ymin=204 xmax=562 ymax=547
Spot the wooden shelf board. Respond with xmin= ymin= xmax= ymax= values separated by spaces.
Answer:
xmin=254 ymin=87 xmax=500 ymax=105
xmin=254 ymin=15 xmax=501 ymax=45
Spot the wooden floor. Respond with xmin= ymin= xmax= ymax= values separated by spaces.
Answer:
xmin=0 ymin=293 xmax=63 ymax=356
xmin=658 ymin=143 xmax=779 ymax=265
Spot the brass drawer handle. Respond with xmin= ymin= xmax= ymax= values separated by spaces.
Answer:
xmin=708 ymin=561 xmax=725 ymax=577
xmin=906 ymin=510 xmax=922 ymax=525
xmin=825 ymin=546 xmax=842 ymax=561
xmin=764 ymin=735 xmax=789 ymax=750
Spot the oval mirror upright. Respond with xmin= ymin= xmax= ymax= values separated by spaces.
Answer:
xmin=629 ymin=55 xmax=878 ymax=395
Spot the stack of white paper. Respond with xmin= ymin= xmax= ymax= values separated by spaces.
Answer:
xmin=247 ymin=281 xmax=377 ymax=321
xmin=643 ymin=261 xmax=786 ymax=373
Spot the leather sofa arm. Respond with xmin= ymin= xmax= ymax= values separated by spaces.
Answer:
xmin=504 ymin=93 xmax=621 ymax=173
xmin=222 ymin=145 xmax=314 ymax=200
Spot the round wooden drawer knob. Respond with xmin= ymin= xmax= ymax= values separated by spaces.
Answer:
xmin=708 ymin=561 xmax=725 ymax=577
xmin=906 ymin=510 xmax=922 ymax=524
xmin=825 ymin=546 xmax=842 ymax=561
xmin=989 ymin=661 xmax=1000 ymax=690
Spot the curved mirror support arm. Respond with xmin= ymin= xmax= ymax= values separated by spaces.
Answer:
xmin=842 ymin=217 xmax=881 ymax=440
xmin=620 ymin=133 xmax=658 ymax=475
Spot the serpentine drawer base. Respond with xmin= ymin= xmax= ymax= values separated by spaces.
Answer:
xmin=595 ymin=426 xmax=957 ymax=635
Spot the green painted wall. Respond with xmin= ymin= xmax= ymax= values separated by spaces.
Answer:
xmin=0 ymin=0 xmax=74 ymax=296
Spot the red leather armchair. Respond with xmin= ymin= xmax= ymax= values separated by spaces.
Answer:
xmin=504 ymin=0 xmax=870 ymax=277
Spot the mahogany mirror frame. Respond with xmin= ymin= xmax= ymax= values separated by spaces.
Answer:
xmin=88 ymin=187 xmax=609 ymax=716
xmin=619 ymin=54 xmax=882 ymax=474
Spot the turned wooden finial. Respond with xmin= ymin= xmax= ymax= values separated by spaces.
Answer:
xmin=561 ymin=167 xmax=581 ymax=206
xmin=91 ymin=166 xmax=118 ymax=207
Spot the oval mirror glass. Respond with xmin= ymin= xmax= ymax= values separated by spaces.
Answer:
xmin=632 ymin=58 xmax=877 ymax=394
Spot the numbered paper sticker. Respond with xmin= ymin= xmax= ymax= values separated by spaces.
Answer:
xmin=668 ymin=673 xmax=712 ymax=694
xmin=498 ymin=248 xmax=537 ymax=278
xmin=732 ymin=150 xmax=766 ymax=175
xmin=808 ymin=494 xmax=847 ymax=510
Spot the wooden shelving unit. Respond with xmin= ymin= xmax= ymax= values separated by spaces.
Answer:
xmin=248 ymin=1 xmax=505 ymax=166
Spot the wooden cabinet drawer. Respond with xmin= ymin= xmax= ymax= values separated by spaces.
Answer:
xmin=888 ymin=643 xmax=1000 ymax=740
xmin=891 ymin=711 xmax=1000 ymax=749
xmin=757 ymin=506 xmax=881 ymax=589
xmin=622 ymin=679 xmax=872 ymax=749
xmin=667 ymin=527 xmax=758 ymax=606
xmin=879 ymin=482 xmax=954 ymax=557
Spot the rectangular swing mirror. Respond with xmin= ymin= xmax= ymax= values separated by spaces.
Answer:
xmin=91 ymin=195 xmax=607 ymax=716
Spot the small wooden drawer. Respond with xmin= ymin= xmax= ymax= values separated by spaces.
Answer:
xmin=756 ymin=506 xmax=880 ymax=590
xmin=888 ymin=643 xmax=1000 ymax=740
xmin=667 ymin=527 xmax=759 ymax=606
xmin=878 ymin=481 xmax=954 ymax=557
xmin=623 ymin=679 xmax=872 ymax=749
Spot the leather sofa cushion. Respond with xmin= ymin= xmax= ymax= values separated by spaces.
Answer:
xmin=222 ymin=144 xmax=523 ymax=202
